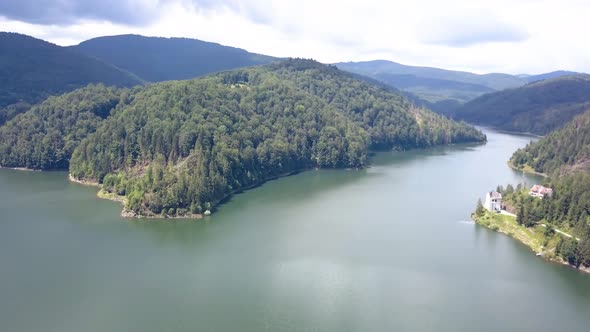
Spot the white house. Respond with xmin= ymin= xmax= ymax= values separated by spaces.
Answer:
xmin=529 ymin=185 xmax=553 ymax=198
xmin=484 ymin=191 xmax=502 ymax=212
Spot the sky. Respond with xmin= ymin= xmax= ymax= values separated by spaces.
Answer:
xmin=0 ymin=0 xmax=588 ymax=74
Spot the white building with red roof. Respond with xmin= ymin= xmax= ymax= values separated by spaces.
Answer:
xmin=529 ymin=185 xmax=553 ymax=198
xmin=484 ymin=191 xmax=502 ymax=212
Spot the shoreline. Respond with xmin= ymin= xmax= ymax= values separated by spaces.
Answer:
xmin=507 ymin=160 xmax=548 ymax=178
xmin=68 ymin=174 xmax=204 ymax=220
xmin=472 ymin=211 xmax=590 ymax=275
xmin=0 ymin=166 xmax=42 ymax=172
xmin=0 ymin=165 xmax=71 ymax=172
xmin=67 ymin=167 xmax=333 ymax=220
xmin=471 ymin=125 xmax=544 ymax=138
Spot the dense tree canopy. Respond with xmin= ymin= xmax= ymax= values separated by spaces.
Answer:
xmin=499 ymin=175 xmax=590 ymax=268
xmin=501 ymin=110 xmax=590 ymax=268
xmin=0 ymin=85 xmax=134 ymax=169
xmin=68 ymin=59 xmax=484 ymax=217
xmin=510 ymin=110 xmax=590 ymax=175
xmin=266 ymin=60 xmax=485 ymax=148
xmin=510 ymin=111 xmax=590 ymax=266
xmin=453 ymin=75 xmax=590 ymax=135
xmin=0 ymin=59 xmax=485 ymax=217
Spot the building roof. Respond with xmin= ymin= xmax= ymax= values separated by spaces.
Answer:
xmin=530 ymin=184 xmax=553 ymax=195
xmin=488 ymin=191 xmax=502 ymax=199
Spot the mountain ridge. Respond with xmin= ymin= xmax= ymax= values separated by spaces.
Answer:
xmin=453 ymin=74 xmax=590 ymax=135
xmin=510 ymin=109 xmax=590 ymax=176
xmin=70 ymin=34 xmax=278 ymax=82
xmin=0 ymin=32 xmax=143 ymax=123
xmin=335 ymin=60 xmax=581 ymax=116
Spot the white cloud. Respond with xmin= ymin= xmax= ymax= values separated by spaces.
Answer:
xmin=1 ymin=0 xmax=589 ymax=74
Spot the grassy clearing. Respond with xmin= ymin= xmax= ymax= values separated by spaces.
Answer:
xmin=474 ymin=211 xmax=546 ymax=252
xmin=97 ymin=189 xmax=128 ymax=206
xmin=473 ymin=210 xmax=590 ymax=274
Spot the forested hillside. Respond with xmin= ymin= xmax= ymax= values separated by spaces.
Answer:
xmin=491 ymin=176 xmax=590 ymax=269
xmin=66 ymin=59 xmax=485 ymax=217
xmin=71 ymin=34 xmax=277 ymax=82
xmin=454 ymin=75 xmax=590 ymax=135
xmin=494 ymin=110 xmax=590 ymax=269
xmin=0 ymin=85 xmax=134 ymax=169
xmin=510 ymin=110 xmax=590 ymax=175
xmin=0 ymin=32 xmax=142 ymax=124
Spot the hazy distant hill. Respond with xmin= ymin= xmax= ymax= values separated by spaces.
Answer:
xmin=453 ymin=75 xmax=590 ymax=135
xmin=0 ymin=32 xmax=142 ymax=123
xmin=71 ymin=34 xmax=277 ymax=82
xmin=335 ymin=60 xmax=579 ymax=116
xmin=524 ymin=70 xmax=579 ymax=83
xmin=336 ymin=60 xmax=524 ymax=90
xmin=335 ymin=60 xmax=522 ymax=103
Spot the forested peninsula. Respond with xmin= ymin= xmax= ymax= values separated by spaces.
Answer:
xmin=474 ymin=177 xmax=590 ymax=272
xmin=0 ymin=59 xmax=485 ymax=217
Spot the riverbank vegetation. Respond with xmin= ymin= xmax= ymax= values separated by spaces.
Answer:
xmin=473 ymin=210 xmax=552 ymax=253
xmin=511 ymin=110 xmax=590 ymax=176
xmin=487 ymin=109 xmax=590 ymax=272
xmin=476 ymin=179 xmax=590 ymax=270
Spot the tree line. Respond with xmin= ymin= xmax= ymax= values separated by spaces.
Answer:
xmin=511 ymin=109 xmax=590 ymax=176
xmin=0 ymin=59 xmax=486 ymax=217
xmin=498 ymin=176 xmax=590 ymax=268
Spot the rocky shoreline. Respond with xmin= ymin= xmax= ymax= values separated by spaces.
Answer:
xmin=68 ymin=174 xmax=204 ymax=220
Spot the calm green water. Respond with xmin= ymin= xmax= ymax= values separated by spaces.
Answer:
xmin=1 ymin=128 xmax=590 ymax=332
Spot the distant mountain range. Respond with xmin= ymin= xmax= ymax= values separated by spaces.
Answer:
xmin=70 ymin=34 xmax=277 ymax=82
xmin=1 ymin=31 xmax=584 ymax=130
xmin=0 ymin=32 xmax=142 ymax=117
xmin=335 ymin=60 xmax=580 ymax=116
xmin=452 ymin=74 xmax=590 ymax=135
xmin=0 ymin=32 xmax=278 ymax=124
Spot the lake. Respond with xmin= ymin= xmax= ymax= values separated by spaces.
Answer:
xmin=1 ymin=128 xmax=589 ymax=332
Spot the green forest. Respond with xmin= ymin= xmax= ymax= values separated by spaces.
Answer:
xmin=510 ymin=110 xmax=590 ymax=175
xmin=0 ymin=59 xmax=485 ymax=217
xmin=453 ymin=75 xmax=590 ymax=135
xmin=69 ymin=59 xmax=485 ymax=217
xmin=492 ymin=109 xmax=590 ymax=269
xmin=495 ymin=176 xmax=590 ymax=269
xmin=0 ymin=85 xmax=135 ymax=169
